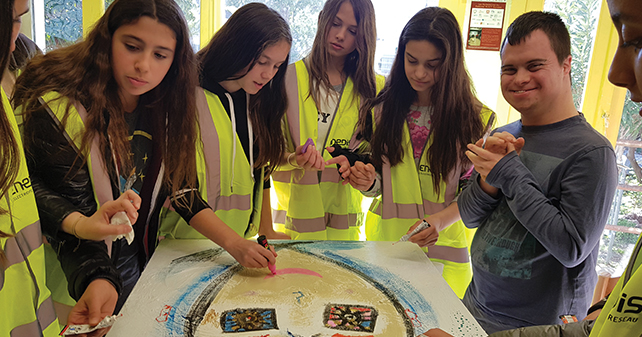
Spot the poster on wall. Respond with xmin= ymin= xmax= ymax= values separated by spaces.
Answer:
xmin=467 ymin=0 xmax=506 ymax=51
xmin=109 ymin=239 xmax=487 ymax=336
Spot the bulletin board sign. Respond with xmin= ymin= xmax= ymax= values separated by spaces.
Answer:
xmin=466 ymin=0 xmax=506 ymax=51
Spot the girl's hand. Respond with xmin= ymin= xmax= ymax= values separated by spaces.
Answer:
xmin=417 ymin=328 xmax=455 ymax=337
xmin=407 ymin=219 xmax=439 ymax=247
xmin=67 ymin=279 xmax=118 ymax=337
xmin=68 ymin=190 xmax=141 ymax=241
xmin=346 ymin=162 xmax=376 ymax=190
xmin=325 ymin=151 xmax=352 ymax=182
xmin=225 ymin=238 xmax=276 ymax=268
xmin=294 ymin=144 xmax=325 ymax=170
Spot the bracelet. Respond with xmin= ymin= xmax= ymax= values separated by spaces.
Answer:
xmin=287 ymin=152 xmax=299 ymax=168
xmin=70 ymin=215 xmax=84 ymax=239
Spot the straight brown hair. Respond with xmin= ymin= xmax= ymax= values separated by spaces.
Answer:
xmin=307 ymin=0 xmax=378 ymax=108
xmin=0 ymin=0 xmax=17 ymax=263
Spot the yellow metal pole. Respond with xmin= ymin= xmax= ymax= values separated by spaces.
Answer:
xmin=580 ymin=0 xmax=627 ymax=145
xmin=200 ymin=0 xmax=222 ymax=50
xmin=82 ymin=0 xmax=105 ymax=37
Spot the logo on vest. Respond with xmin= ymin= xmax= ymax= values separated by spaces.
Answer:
xmin=606 ymin=292 xmax=642 ymax=324
xmin=418 ymin=165 xmax=432 ymax=174
xmin=614 ymin=293 xmax=642 ymax=314
xmin=329 ymin=138 xmax=349 ymax=147
xmin=11 ymin=177 xmax=33 ymax=202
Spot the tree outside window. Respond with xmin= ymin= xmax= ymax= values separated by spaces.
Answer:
xmin=601 ymin=94 xmax=642 ymax=276
xmin=544 ymin=0 xmax=601 ymax=109
xmin=45 ymin=0 xmax=83 ymax=51
xmin=224 ymin=0 xmax=324 ymax=64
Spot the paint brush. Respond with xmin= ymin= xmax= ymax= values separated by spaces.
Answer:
xmin=257 ymin=235 xmax=276 ymax=275
xmin=393 ymin=220 xmax=431 ymax=245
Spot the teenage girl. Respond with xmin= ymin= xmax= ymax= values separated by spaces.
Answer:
xmin=14 ymin=0 xmax=275 ymax=326
xmin=359 ymin=7 xmax=495 ymax=298
xmin=159 ymin=2 xmax=292 ymax=241
xmin=0 ymin=1 xmax=61 ymax=335
xmin=272 ymin=0 xmax=385 ymax=240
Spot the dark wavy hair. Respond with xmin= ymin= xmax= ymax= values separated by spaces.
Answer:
xmin=14 ymin=0 xmax=199 ymax=199
xmin=307 ymin=0 xmax=378 ymax=107
xmin=0 ymin=0 xmax=19 ymax=218
xmin=197 ymin=2 xmax=291 ymax=176
xmin=361 ymin=7 xmax=489 ymax=193
xmin=501 ymin=11 xmax=571 ymax=65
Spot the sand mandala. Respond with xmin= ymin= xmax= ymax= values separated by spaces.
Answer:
xmin=109 ymin=240 xmax=486 ymax=336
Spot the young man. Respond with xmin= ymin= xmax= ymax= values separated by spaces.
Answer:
xmin=455 ymin=11 xmax=618 ymax=333
xmin=422 ymin=3 xmax=641 ymax=337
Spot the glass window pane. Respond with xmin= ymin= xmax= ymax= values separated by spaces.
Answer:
xmin=176 ymin=0 xmax=201 ymax=51
xmin=45 ymin=0 xmax=83 ymax=51
xmin=372 ymin=0 xmax=438 ymax=75
xmin=599 ymin=93 xmax=642 ymax=277
xmin=223 ymin=0 xmax=324 ymax=63
xmin=543 ymin=0 xmax=602 ymax=109
xmin=222 ymin=0 xmax=436 ymax=70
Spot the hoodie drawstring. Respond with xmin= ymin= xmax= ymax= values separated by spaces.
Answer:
xmin=225 ymin=92 xmax=254 ymax=193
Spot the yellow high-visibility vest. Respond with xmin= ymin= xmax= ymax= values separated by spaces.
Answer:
xmin=366 ymin=106 xmax=494 ymax=298
xmin=272 ymin=60 xmax=385 ymax=240
xmin=1 ymin=88 xmax=60 ymax=337
xmin=159 ymin=87 xmax=263 ymax=239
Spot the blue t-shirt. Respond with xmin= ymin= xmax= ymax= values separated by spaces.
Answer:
xmin=458 ymin=114 xmax=617 ymax=332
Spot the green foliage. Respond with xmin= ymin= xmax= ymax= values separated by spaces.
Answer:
xmin=616 ymin=218 xmax=640 ymax=245
xmin=544 ymin=0 xmax=601 ymax=108
xmin=618 ymin=92 xmax=642 ymax=141
xmin=44 ymin=1 xmax=200 ymax=52
xmin=176 ymin=0 xmax=201 ymax=48
xmin=45 ymin=0 xmax=83 ymax=50
xmin=224 ymin=0 xmax=324 ymax=62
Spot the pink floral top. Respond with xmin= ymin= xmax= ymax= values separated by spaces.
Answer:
xmin=406 ymin=105 xmax=432 ymax=164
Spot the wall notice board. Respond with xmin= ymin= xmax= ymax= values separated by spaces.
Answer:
xmin=467 ymin=0 xmax=507 ymax=51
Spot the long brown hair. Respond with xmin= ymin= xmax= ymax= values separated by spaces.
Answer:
xmin=361 ymin=7 xmax=489 ymax=193
xmin=307 ymin=0 xmax=377 ymax=107
xmin=197 ymin=3 xmax=291 ymax=176
xmin=14 ymin=0 xmax=199 ymax=199
xmin=0 ymin=0 xmax=17 ymax=264
xmin=0 ymin=0 xmax=19 ymax=217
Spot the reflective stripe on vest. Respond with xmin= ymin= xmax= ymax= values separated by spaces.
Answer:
xmin=10 ymin=297 xmax=57 ymax=337
xmin=198 ymin=87 xmax=262 ymax=237
xmin=272 ymin=60 xmax=385 ymax=234
xmin=1 ymin=222 xmax=42 ymax=283
xmin=1 ymin=88 xmax=59 ymax=337
xmin=39 ymin=92 xmax=116 ymax=255
xmin=158 ymin=87 xmax=262 ymax=239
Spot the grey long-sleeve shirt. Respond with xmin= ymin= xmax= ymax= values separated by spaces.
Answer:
xmin=458 ymin=114 xmax=617 ymax=331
